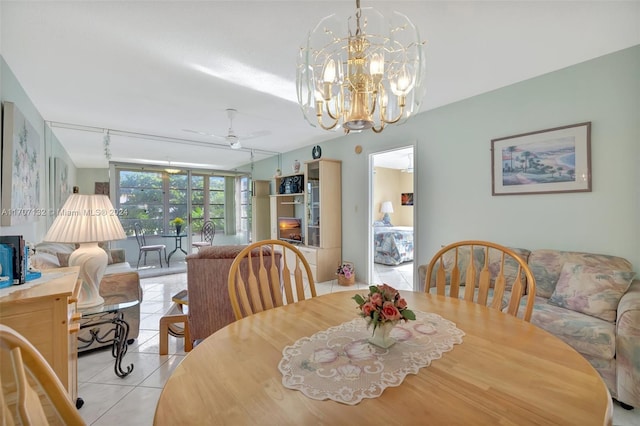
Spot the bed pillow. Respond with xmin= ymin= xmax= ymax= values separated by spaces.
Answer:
xmin=373 ymin=221 xmax=390 ymax=227
xmin=548 ymin=263 xmax=635 ymax=322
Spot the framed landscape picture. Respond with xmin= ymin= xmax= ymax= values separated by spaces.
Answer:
xmin=491 ymin=122 xmax=591 ymax=196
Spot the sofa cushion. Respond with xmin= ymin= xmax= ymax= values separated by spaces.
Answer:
xmin=528 ymin=250 xmax=633 ymax=299
xmin=487 ymin=247 xmax=531 ymax=292
xmin=30 ymin=252 xmax=60 ymax=269
xmin=549 ymin=263 xmax=635 ymax=322
xmin=56 ymin=252 xmax=71 ymax=267
xmin=56 ymin=248 xmax=115 ymax=266
xmin=427 ymin=246 xmax=531 ymax=292
xmin=188 ymin=244 xmax=271 ymax=260
xmin=427 ymin=246 xmax=485 ymax=286
xmin=110 ymin=249 xmax=126 ymax=264
xmin=105 ymin=262 xmax=134 ymax=275
xmin=524 ymin=295 xmax=616 ymax=360
xmin=35 ymin=242 xmax=75 ymax=255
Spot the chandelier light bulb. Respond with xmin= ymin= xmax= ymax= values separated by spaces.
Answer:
xmin=380 ymin=92 xmax=388 ymax=108
xmin=392 ymin=65 xmax=414 ymax=96
xmin=323 ymin=59 xmax=336 ymax=83
xmin=369 ymin=52 xmax=384 ymax=78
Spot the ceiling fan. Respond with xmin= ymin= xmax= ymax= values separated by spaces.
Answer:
xmin=184 ymin=108 xmax=269 ymax=150
xmin=401 ymin=153 xmax=414 ymax=173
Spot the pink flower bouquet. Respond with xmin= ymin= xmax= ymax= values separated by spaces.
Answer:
xmin=353 ymin=284 xmax=416 ymax=332
xmin=336 ymin=262 xmax=354 ymax=279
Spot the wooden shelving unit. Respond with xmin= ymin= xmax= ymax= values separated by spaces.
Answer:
xmin=270 ymin=159 xmax=341 ymax=282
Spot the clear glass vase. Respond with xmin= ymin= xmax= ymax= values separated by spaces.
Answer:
xmin=368 ymin=322 xmax=396 ymax=348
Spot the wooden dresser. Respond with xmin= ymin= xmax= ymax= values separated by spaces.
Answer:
xmin=0 ymin=267 xmax=81 ymax=401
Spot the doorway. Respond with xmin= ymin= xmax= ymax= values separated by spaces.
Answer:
xmin=369 ymin=146 xmax=415 ymax=291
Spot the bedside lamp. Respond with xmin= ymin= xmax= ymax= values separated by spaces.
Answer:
xmin=380 ymin=201 xmax=394 ymax=224
xmin=44 ymin=194 xmax=126 ymax=309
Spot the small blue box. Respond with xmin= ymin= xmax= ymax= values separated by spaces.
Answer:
xmin=25 ymin=271 xmax=42 ymax=281
xmin=0 ymin=243 xmax=13 ymax=286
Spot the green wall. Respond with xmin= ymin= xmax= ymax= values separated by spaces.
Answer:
xmin=251 ymin=45 xmax=640 ymax=284
xmin=1 ymin=57 xmax=77 ymax=242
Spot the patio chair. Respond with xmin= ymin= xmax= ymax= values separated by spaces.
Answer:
xmin=133 ymin=223 xmax=166 ymax=268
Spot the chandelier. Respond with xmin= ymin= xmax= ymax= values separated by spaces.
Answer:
xmin=297 ymin=0 xmax=426 ymax=134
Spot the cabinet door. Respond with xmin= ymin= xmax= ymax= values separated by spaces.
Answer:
xmin=269 ymin=197 xmax=279 ymax=240
xmin=252 ymin=196 xmax=271 ymax=241
xmin=305 ymin=159 xmax=341 ymax=250
xmin=306 ymin=161 xmax=321 ymax=247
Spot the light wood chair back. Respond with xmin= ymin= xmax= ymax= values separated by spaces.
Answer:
xmin=228 ymin=239 xmax=316 ymax=320
xmin=425 ymin=240 xmax=536 ymax=321
xmin=0 ymin=324 xmax=85 ymax=425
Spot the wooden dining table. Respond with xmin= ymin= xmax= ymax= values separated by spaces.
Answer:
xmin=154 ymin=290 xmax=612 ymax=425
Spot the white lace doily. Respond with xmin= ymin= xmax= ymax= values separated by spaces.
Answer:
xmin=278 ymin=310 xmax=464 ymax=405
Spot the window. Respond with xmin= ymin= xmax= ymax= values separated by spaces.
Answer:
xmin=190 ymin=175 xmax=205 ymax=233
xmin=168 ymin=173 xmax=188 ymax=226
xmin=209 ymin=176 xmax=225 ymax=232
xmin=115 ymin=167 xmax=247 ymax=238
xmin=239 ymin=176 xmax=250 ymax=234
xmin=118 ymin=170 xmax=164 ymax=235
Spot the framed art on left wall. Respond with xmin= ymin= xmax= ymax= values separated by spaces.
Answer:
xmin=1 ymin=102 xmax=42 ymax=225
xmin=54 ymin=157 xmax=72 ymax=210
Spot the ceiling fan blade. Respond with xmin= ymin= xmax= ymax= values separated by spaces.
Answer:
xmin=182 ymin=128 xmax=211 ymax=136
xmin=238 ymin=130 xmax=271 ymax=141
xmin=182 ymin=129 xmax=228 ymax=141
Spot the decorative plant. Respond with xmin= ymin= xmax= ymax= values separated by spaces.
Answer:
xmin=170 ymin=217 xmax=185 ymax=227
xmin=336 ymin=262 xmax=354 ymax=279
xmin=353 ymin=284 xmax=416 ymax=332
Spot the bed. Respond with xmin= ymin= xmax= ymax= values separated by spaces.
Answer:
xmin=373 ymin=225 xmax=414 ymax=266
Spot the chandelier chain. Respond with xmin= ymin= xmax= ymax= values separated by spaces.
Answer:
xmin=355 ymin=0 xmax=362 ymax=35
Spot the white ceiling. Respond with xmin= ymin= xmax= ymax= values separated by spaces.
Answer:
xmin=373 ymin=147 xmax=413 ymax=171
xmin=2 ymin=1 xmax=638 ymax=171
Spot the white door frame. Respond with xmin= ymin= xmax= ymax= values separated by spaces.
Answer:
xmin=367 ymin=142 xmax=417 ymax=288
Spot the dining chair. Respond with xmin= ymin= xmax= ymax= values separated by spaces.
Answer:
xmin=192 ymin=220 xmax=215 ymax=250
xmin=425 ymin=240 xmax=536 ymax=321
xmin=134 ymin=223 xmax=167 ymax=268
xmin=227 ymin=239 xmax=316 ymax=320
xmin=0 ymin=324 xmax=85 ymax=425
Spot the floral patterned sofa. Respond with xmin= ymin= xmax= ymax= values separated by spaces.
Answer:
xmin=419 ymin=247 xmax=640 ymax=409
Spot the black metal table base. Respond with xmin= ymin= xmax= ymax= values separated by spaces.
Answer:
xmin=78 ymin=310 xmax=134 ymax=378
xmin=166 ymin=234 xmax=187 ymax=267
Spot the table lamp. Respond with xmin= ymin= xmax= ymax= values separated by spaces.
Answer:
xmin=44 ymin=194 xmax=126 ymax=309
xmin=380 ymin=201 xmax=394 ymax=224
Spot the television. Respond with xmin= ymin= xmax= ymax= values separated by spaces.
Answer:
xmin=278 ymin=217 xmax=302 ymax=243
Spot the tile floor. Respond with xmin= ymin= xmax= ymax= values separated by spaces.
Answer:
xmin=77 ymin=264 xmax=639 ymax=426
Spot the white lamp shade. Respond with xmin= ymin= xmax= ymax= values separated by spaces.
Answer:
xmin=380 ymin=201 xmax=394 ymax=214
xmin=44 ymin=194 xmax=126 ymax=243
